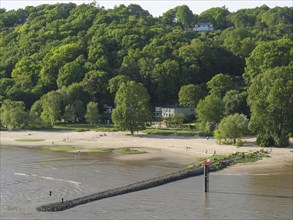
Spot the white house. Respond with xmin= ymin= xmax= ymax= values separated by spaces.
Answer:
xmin=194 ymin=23 xmax=214 ymax=32
xmin=155 ymin=106 xmax=194 ymax=118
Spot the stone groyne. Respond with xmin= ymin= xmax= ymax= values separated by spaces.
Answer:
xmin=37 ymin=159 xmax=235 ymax=212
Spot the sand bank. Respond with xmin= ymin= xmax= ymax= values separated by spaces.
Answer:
xmin=1 ymin=130 xmax=292 ymax=167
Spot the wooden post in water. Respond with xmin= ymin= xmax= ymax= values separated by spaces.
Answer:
xmin=201 ymin=159 xmax=212 ymax=192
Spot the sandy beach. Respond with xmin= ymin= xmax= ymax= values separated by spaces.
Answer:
xmin=1 ymin=130 xmax=292 ymax=169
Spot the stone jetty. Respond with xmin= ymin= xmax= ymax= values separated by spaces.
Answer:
xmin=37 ymin=159 xmax=235 ymax=212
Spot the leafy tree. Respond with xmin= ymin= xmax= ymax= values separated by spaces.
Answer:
xmin=244 ymin=39 xmax=293 ymax=84
xmin=66 ymin=83 xmax=90 ymax=105
xmin=175 ymin=5 xmax=194 ymax=26
xmin=112 ymin=81 xmax=151 ymax=134
xmin=207 ymin=73 xmax=233 ymax=98
xmin=11 ymin=56 xmax=40 ymax=92
xmin=260 ymin=7 xmax=293 ymax=27
xmin=214 ymin=113 xmax=248 ymax=144
xmin=63 ymin=104 xmax=75 ymax=123
xmin=220 ymin=28 xmax=255 ymax=58
xmin=127 ymin=4 xmax=151 ymax=19
xmin=0 ymin=100 xmax=28 ymax=129
xmin=82 ymin=70 xmax=109 ymax=103
xmin=0 ymin=78 xmax=14 ymax=101
xmin=198 ymin=7 xmax=230 ymax=29
xmin=152 ymin=59 xmax=180 ymax=104
xmin=40 ymin=43 xmax=82 ymax=90
xmin=29 ymin=100 xmax=47 ymax=128
xmin=247 ymin=66 xmax=293 ymax=147
xmin=72 ymin=100 xmax=85 ymax=122
xmin=40 ymin=91 xmax=61 ymax=125
xmin=85 ymin=101 xmax=99 ymax=124
xmin=178 ymin=84 xmax=205 ymax=107
xmin=178 ymin=39 xmax=223 ymax=84
xmin=223 ymin=90 xmax=249 ymax=116
xmin=162 ymin=8 xmax=176 ymax=25
xmin=196 ymin=95 xmax=224 ymax=132
xmin=108 ymin=75 xmax=131 ymax=95
xmin=228 ymin=10 xmax=256 ymax=28
xmin=56 ymin=55 xmax=85 ymax=88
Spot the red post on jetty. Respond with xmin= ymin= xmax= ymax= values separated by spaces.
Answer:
xmin=201 ymin=159 xmax=212 ymax=192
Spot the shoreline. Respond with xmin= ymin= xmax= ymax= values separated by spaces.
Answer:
xmin=1 ymin=130 xmax=292 ymax=168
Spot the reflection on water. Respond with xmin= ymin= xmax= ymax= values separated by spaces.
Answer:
xmin=1 ymin=145 xmax=292 ymax=220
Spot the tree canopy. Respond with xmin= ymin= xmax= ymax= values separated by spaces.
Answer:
xmin=112 ymin=81 xmax=151 ymax=134
xmin=247 ymin=66 xmax=293 ymax=147
xmin=0 ymin=3 xmax=292 ymax=147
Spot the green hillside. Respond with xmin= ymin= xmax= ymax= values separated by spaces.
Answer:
xmin=0 ymin=3 xmax=292 ymax=146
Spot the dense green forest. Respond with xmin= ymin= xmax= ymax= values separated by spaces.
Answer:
xmin=0 ymin=3 xmax=292 ymax=146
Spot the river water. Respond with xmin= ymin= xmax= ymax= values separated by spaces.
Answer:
xmin=1 ymin=145 xmax=292 ymax=220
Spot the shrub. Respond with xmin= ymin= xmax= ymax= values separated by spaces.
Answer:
xmin=235 ymin=138 xmax=244 ymax=146
xmin=256 ymin=134 xmax=274 ymax=147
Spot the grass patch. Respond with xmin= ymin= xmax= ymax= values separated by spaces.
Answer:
xmin=190 ymin=149 xmax=270 ymax=169
xmin=15 ymin=138 xmax=46 ymax=142
xmin=49 ymin=146 xmax=82 ymax=152
xmin=143 ymin=128 xmax=211 ymax=137
xmin=88 ymin=147 xmax=146 ymax=154
xmin=113 ymin=147 xmax=146 ymax=155
xmin=88 ymin=148 xmax=113 ymax=153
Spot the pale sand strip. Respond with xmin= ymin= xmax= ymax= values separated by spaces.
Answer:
xmin=1 ymin=130 xmax=292 ymax=168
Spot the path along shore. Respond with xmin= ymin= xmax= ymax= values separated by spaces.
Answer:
xmin=1 ymin=130 xmax=292 ymax=171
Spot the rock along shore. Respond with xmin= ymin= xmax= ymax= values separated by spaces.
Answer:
xmin=37 ymin=159 xmax=235 ymax=212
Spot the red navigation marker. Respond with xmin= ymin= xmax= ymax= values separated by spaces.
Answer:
xmin=201 ymin=159 xmax=212 ymax=192
xmin=201 ymin=159 xmax=212 ymax=167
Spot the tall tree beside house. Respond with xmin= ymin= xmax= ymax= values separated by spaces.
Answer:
xmin=112 ymin=81 xmax=151 ymax=135
xmin=195 ymin=94 xmax=224 ymax=132
xmin=85 ymin=102 xmax=99 ymax=124
xmin=178 ymin=84 xmax=205 ymax=107
xmin=175 ymin=5 xmax=194 ymax=26
xmin=207 ymin=73 xmax=233 ymax=98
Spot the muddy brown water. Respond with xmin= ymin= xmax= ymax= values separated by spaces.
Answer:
xmin=1 ymin=145 xmax=292 ymax=219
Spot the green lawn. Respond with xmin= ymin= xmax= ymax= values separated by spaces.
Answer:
xmin=53 ymin=123 xmax=118 ymax=132
xmin=15 ymin=138 xmax=46 ymax=142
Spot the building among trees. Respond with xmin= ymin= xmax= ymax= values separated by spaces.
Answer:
xmin=155 ymin=106 xmax=194 ymax=118
xmin=194 ymin=23 xmax=214 ymax=32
